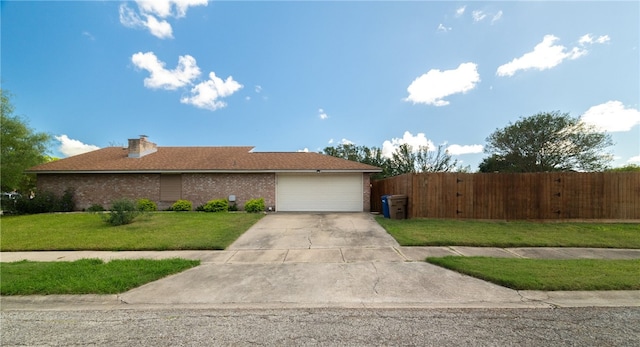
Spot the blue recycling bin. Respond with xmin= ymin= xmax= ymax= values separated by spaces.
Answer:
xmin=381 ymin=195 xmax=390 ymax=218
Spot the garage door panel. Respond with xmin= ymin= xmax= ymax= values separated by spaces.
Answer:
xmin=277 ymin=174 xmax=363 ymax=212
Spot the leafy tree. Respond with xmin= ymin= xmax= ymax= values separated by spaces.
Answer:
xmin=322 ymin=143 xmax=391 ymax=178
xmin=480 ymin=111 xmax=613 ymax=172
xmin=390 ymin=143 xmax=467 ymax=176
xmin=323 ymin=142 xmax=467 ymax=178
xmin=478 ymin=153 xmax=520 ymax=173
xmin=607 ymin=164 xmax=640 ymax=172
xmin=1 ymin=90 xmax=52 ymax=192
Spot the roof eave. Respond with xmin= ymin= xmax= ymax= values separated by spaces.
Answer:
xmin=28 ymin=169 xmax=382 ymax=174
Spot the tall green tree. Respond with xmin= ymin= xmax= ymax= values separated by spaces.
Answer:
xmin=607 ymin=164 xmax=640 ymax=172
xmin=1 ymin=90 xmax=52 ymax=192
xmin=390 ymin=143 xmax=467 ymax=176
xmin=322 ymin=143 xmax=391 ymax=178
xmin=480 ymin=111 xmax=613 ymax=172
xmin=323 ymin=142 xmax=467 ymax=178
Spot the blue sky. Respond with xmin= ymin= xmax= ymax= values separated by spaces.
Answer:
xmin=2 ymin=1 xmax=639 ymax=170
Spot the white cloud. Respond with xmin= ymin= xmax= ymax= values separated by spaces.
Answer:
xmin=318 ymin=108 xmax=329 ymax=120
xmin=340 ymin=138 xmax=354 ymax=145
xmin=82 ymin=31 xmax=95 ymax=41
xmin=119 ymin=4 xmax=173 ymax=39
xmin=472 ymin=10 xmax=487 ymax=22
xmin=496 ymin=34 xmax=610 ymax=77
xmin=131 ymin=52 xmax=201 ymax=90
xmin=144 ymin=14 xmax=174 ymax=39
xmin=455 ymin=6 xmax=466 ymax=17
xmin=446 ymin=144 xmax=484 ymax=155
xmin=255 ymin=85 xmax=262 ymax=93
xmin=437 ymin=23 xmax=451 ymax=32
xmin=328 ymin=138 xmax=334 ymax=144
xmin=627 ymin=156 xmax=640 ymax=163
xmin=136 ymin=0 xmax=207 ymax=18
xmin=405 ymin=62 xmax=480 ymax=106
xmin=581 ymin=101 xmax=640 ymax=132
xmin=382 ymin=131 xmax=434 ymax=158
xmin=579 ymin=34 xmax=611 ymax=45
xmin=491 ymin=10 xmax=503 ymax=24
xmin=55 ymin=135 xmax=100 ymax=157
xmin=297 ymin=148 xmax=309 ymax=153
xmin=180 ymin=72 xmax=243 ymax=111
xmin=119 ymin=0 xmax=207 ymax=39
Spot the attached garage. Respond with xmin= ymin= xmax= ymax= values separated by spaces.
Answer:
xmin=276 ymin=173 xmax=364 ymax=212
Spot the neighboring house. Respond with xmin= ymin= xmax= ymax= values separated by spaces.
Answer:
xmin=27 ymin=136 xmax=382 ymax=212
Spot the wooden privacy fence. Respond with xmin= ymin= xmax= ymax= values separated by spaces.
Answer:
xmin=371 ymin=172 xmax=640 ymax=220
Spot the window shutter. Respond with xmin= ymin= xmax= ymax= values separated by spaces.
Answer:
xmin=160 ymin=174 xmax=182 ymax=201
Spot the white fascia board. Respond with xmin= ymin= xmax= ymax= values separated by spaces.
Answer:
xmin=29 ymin=169 xmax=382 ymax=174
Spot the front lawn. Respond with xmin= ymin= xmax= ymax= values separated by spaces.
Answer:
xmin=376 ymin=217 xmax=640 ymax=248
xmin=0 ymin=258 xmax=200 ymax=295
xmin=426 ymin=257 xmax=640 ymax=291
xmin=0 ymin=212 xmax=264 ymax=251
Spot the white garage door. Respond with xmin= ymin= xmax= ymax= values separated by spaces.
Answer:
xmin=276 ymin=173 xmax=363 ymax=212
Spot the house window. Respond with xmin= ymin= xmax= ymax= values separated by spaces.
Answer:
xmin=160 ymin=174 xmax=182 ymax=201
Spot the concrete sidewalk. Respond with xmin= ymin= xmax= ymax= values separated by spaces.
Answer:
xmin=3 ymin=248 xmax=640 ymax=310
xmin=2 ymin=246 xmax=640 ymax=263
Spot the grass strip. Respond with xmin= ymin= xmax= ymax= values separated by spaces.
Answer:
xmin=0 ymin=212 xmax=264 ymax=251
xmin=376 ymin=217 xmax=640 ymax=248
xmin=426 ymin=257 xmax=640 ymax=291
xmin=0 ymin=258 xmax=200 ymax=295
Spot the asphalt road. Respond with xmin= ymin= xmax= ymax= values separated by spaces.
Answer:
xmin=2 ymin=307 xmax=639 ymax=346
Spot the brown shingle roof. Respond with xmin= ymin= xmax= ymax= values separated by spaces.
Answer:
xmin=27 ymin=147 xmax=381 ymax=173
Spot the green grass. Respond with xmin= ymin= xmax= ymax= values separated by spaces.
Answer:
xmin=376 ymin=217 xmax=640 ymax=248
xmin=0 ymin=212 xmax=264 ymax=251
xmin=426 ymin=257 xmax=640 ymax=291
xmin=0 ymin=258 xmax=200 ymax=295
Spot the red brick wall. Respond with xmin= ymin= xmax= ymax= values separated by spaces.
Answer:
xmin=182 ymin=173 xmax=275 ymax=210
xmin=37 ymin=173 xmax=161 ymax=210
xmin=363 ymin=173 xmax=372 ymax=212
xmin=36 ymin=172 xmax=276 ymax=211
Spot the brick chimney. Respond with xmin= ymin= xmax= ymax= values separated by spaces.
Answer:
xmin=128 ymin=135 xmax=157 ymax=158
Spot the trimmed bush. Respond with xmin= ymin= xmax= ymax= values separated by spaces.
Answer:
xmin=86 ymin=204 xmax=105 ymax=212
xmin=13 ymin=189 xmax=77 ymax=215
xmin=171 ymin=199 xmax=192 ymax=212
xmin=136 ymin=198 xmax=157 ymax=212
xmin=202 ymin=199 xmax=228 ymax=212
xmin=102 ymin=198 xmax=140 ymax=226
xmin=58 ymin=188 xmax=76 ymax=212
xmin=244 ymin=198 xmax=265 ymax=213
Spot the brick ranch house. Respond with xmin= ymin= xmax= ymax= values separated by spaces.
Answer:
xmin=27 ymin=136 xmax=382 ymax=212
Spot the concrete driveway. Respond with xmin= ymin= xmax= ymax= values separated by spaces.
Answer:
xmin=228 ymin=213 xmax=399 ymax=250
xmin=118 ymin=213 xmax=541 ymax=308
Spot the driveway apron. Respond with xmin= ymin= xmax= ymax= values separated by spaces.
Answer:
xmin=228 ymin=213 xmax=400 ymax=250
xmin=119 ymin=213 xmax=536 ymax=308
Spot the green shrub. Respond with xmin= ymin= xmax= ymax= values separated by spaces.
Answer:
xmin=244 ymin=198 xmax=265 ymax=213
xmin=136 ymin=198 xmax=157 ymax=212
xmin=228 ymin=202 xmax=238 ymax=212
xmin=14 ymin=191 xmax=57 ymax=214
xmin=57 ymin=188 xmax=76 ymax=212
xmin=202 ymin=199 xmax=228 ymax=212
xmin=102 ymin=198 xmax=140 ymax=226
xmin=10 ymin=188 xmax=76 ymax=215
xmin=171 ymin=199 xmax=192 ymax=212
xmin=86 ymin=204 xmax=105 ymax=212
